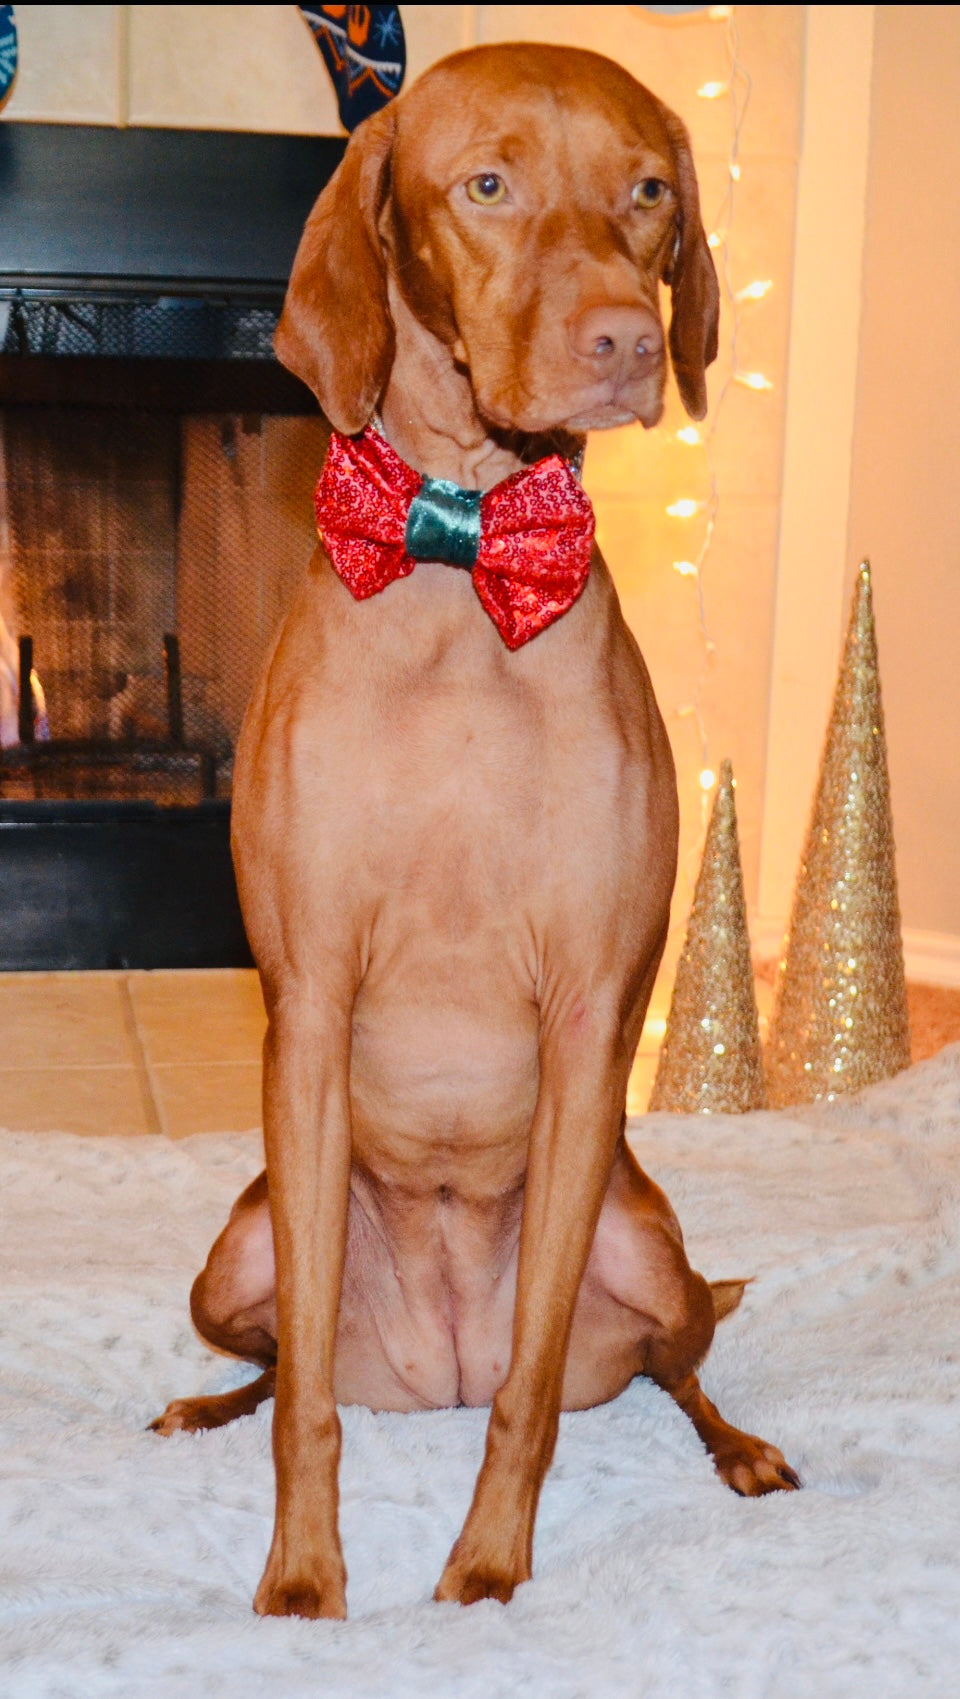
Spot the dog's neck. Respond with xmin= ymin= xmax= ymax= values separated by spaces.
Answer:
xmin=377 ymin=279 xmax=578 ymax=492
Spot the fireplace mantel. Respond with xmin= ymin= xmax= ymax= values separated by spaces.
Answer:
xmin=0 ymin=122 xmax=346 ymax=298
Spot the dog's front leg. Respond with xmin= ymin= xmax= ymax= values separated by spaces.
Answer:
xmin=253 ymin=994 xmax=353 ymax=1621
xmin=435 ymin=1009 xmax=631 ymax=1607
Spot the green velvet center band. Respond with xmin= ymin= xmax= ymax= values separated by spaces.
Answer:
xmin=404 ymin=478 xmax=483 ymax=569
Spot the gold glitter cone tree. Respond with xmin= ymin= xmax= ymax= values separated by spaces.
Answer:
xmin=766 ymin=560 xmax=911 ymax=1106
xmin=650 ymin=760 xmax=765 ymax=1114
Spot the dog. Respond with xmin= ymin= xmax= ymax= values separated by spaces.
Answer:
xmin=152 ymin=43 xmax=799 ymax=1618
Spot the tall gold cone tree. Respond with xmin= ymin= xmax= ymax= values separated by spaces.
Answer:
xmin=765 ymin=560 xmax=911 ymax=1106
xmin=649 ymin=759 xmax=765 ymax=1114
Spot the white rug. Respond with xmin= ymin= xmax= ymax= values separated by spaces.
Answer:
xmin=2 ymin=1049 xmax=959 ymax=1699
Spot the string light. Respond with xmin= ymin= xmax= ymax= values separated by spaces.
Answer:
xmin=667 ymin=5 xmax=759 ymax=877
xmin=736 ymin=278 xmax=773 ymax=302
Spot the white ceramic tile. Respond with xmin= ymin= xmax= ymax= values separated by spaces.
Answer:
xmin=2 ymin=4 xmax=122 ymax=124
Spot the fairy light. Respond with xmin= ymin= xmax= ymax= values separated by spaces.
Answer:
xmin=736 ymin=278 xmax=773 ymax=302
xmin=667 ymin=6 xmax=760 ymax=878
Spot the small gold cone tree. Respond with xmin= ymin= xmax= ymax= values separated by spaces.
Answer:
xmin=765 ymin=560 xmax=911 ymax=1106
xmin=649 ymin=759 xmax=765 ymax=1114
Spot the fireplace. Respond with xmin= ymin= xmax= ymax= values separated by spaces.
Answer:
xmin=0 ymin=123 xmax=343 ymax=968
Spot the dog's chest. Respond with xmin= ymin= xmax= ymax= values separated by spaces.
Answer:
xmin=349 ymin=667 xmax=633 ymax=925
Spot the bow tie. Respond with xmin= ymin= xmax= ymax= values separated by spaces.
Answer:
xmin=313 ymin=426 xmax=595 ymax=649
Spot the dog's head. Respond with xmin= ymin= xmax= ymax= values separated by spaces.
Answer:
xmin=276 ymin=44 xmax=719 ymax=437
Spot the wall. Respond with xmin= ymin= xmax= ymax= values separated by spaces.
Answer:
xmin=845 ymin=5 xmax=960 ymax=958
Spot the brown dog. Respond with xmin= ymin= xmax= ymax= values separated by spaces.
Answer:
xmin=153 ymin=44 xmax=798 ymax=1617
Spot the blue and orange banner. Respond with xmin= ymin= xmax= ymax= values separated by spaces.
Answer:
xmin=299 ymin=5 xmax=405 ymax=132
xmin=0 ymin=6 xmax=17 ymax=110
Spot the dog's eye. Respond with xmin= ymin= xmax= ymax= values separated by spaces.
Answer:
xmin=632 ymin=179 xmax=665 ymax=209
xmin=466 ymin=173 xmax=507 ymax=206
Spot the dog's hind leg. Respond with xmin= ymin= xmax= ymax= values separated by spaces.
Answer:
xmin=586 ymin=1145 xmax=801 ymax=1495
xmin=150 ymin=1171 xmax=279 ymax=1436
xmin=150 ymin=1367 xmax=276 ymax=1435
xmin=654 ymin=1364 xmax=801 ymax=1496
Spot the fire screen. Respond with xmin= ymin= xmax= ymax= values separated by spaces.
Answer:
xmin=0 ymin=312 xmax=328 ymax=804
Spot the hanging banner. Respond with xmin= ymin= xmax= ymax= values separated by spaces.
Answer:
xmin=0 ymin=6 xmax=17 ymax=109
xmin=299 ymin=5 xmax=405 ymax=133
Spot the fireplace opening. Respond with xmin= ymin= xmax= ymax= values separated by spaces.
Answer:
xmin=0 ymin=341 xmax=329 ymax=805
xmin=0 ymin=312 xmax=330 ymax=966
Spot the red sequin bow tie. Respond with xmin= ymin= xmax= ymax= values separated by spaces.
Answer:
xmin=314 ymin=426 xmax=595 ymax=649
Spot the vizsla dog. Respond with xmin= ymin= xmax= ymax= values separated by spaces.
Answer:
xmin=153 ymin=43 xmax=799 ymax=1617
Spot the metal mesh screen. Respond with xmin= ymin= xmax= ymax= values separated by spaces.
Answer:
xmin=0 ymin=297 xmax=279 ymax=361
xmin=0 ymin=402 xmax=329 ymax=803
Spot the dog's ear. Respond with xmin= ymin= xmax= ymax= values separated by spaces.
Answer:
xmin=661 ymin=111 xmax=720 ymax=421
xmin=274 ymin=105 xmax=397 ymax=434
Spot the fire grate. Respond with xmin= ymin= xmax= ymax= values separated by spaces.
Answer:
xmin=0 ymin=295 xmax=279 ymax=361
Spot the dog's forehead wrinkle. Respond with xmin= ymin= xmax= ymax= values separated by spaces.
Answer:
xmin=396 ymin=69 xmax=665 ymax=200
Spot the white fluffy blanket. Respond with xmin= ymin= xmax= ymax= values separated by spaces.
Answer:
xmin=2 ymin=1049 xmax=959 ymax=1698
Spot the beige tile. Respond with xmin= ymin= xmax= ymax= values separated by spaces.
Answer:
xmin=0 ymin=1066 xmax=152 ymax=1136
xmin=151 ymin=1063 xmax=262 ymax=1139
xmin=128 ymin=4 xmax=341 ymax=134
xmin=0 ymin=973 xmax=134 ymax=1071
xmin=5 ymin=4 xmax=122 ymax=123
xmin=128 ymin=969 xmax=266 ymax=1067
xmin=128 ymin=4 xmax=467 ymax=135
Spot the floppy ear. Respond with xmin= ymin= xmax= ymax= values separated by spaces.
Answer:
xmin=662 ymin=111 xmax=720 ymax=421
xmin=274 ymin=104 xmax=397 ymax=434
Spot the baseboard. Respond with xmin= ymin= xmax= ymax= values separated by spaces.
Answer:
xmin=751 ymin=916 xmax=960 ymax=989
xmin=901 ymin=928 xmax=960 ymax=989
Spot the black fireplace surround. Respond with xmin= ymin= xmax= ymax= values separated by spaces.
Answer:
xmin=0 ymin=122 xmax=345 ymax=969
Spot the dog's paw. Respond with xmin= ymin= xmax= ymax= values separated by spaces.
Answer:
xmin=712 ymin=1432 xmax=801 ymax=1497
xmin=254 ymin=1556 xmax=347 ymax=1621
xmin=434 ymin=1535 xmax=530 ymax=1607
xmin=148 ymin=1397 xmax=213 ymax=1435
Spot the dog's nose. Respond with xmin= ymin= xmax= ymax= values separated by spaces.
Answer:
xmin=568 ymin=305 xmax=663 ymax=378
